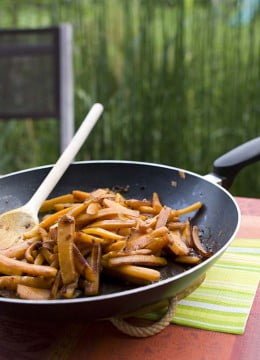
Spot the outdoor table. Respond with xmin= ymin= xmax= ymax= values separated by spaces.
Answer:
xmin=0 ymin=196 xmax=259 ymax=360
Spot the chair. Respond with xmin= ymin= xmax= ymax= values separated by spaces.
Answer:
xmin=0 ymin=24 xmax=74 ymax=153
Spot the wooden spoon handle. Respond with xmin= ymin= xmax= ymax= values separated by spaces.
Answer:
xmin=25 ymin=103 xmax=104 ymax=214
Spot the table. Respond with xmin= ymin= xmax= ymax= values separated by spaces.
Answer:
xmin=0 ymin=197 xmax=259 ymax=360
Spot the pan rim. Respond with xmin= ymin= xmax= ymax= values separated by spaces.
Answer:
xmin=0 ymin=160 xmax=241 ymax=305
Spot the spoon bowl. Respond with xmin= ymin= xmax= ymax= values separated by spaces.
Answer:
xmin=0 ymin=209 xmax=37 ymax=249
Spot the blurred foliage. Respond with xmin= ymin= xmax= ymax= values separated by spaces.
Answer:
xmin=0 ymin=0 xmax=259 ymax=196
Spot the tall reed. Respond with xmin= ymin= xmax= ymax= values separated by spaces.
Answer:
xmin=0 ymin=0 xmax=259 ymax=196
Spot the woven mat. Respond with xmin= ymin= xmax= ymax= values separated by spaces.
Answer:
xmin=143 ymin=238 xmax=260 ymax=334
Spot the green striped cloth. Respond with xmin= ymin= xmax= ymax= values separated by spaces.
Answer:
xmin=145 ymin=238 xmax=260 ymax=334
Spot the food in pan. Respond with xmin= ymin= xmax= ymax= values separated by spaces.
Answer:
xmin=0 ymin=188 xmax=212 ymax=300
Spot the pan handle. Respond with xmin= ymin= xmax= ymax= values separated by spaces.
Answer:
xmin=206 ymin=137 xmax=260 ymax=189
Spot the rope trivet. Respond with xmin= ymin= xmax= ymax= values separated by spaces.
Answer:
xmin=110 ymin=297 xmax=177 ymax=338
xmin=110 ymin=275 xmax=206 ymax=337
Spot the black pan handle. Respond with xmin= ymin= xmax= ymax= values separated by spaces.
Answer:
xmin=212 ymin=137 xmax=260 ymax=189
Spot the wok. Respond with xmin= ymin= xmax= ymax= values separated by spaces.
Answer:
xmin=0 ymin=137 xmax=259 ymax=321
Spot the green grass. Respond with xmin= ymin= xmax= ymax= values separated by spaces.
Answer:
xmin=0 ymin=0 xmax=259 ymax=196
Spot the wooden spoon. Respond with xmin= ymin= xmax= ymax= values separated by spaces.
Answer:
xmin=0 ymin=103 xmax=104 ymax=249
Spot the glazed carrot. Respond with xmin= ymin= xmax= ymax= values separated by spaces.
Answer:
xmin=17 ymin=284 xmax=51 ymax=300
xmin=0 ymin=253 xmax=57 ymax=277
xmin=40 ymin=194 xmax=75 ymax=212
xmin=57 ymin=215 xmax=77 ymax=285
xmin=174 ymin=201 xmax=203 ymax=216
xmin=72 ymin=190 xmax=91 ymax=201
xmin=39 ymin=207 xmax=75 ymax=229
xmin=152 ymin=192 xmax=163 ymax=212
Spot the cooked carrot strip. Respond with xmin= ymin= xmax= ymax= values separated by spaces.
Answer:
xmin=125 ymin=199 xmax=152 ymax=209
xmin=60 ymin=279 xmax=79 ymax=299
xmin=72 ymin=190 xmax=91 ymax=201
xmin=145 ymin=236 xmax=169 ymax=254
xmin=167 ymin=231 xmax=190 ymax=256
xmin=88 ymin=219 xmax=136 ymax=230
xmin=107 ymin=254 xmax=167 ymax=267
xmin=182 ymin=221 xmax=192 ymax=247
xmin=103 ymin=264 xmax=161 ymax=285
xmin=0 ymin=239 xmax=34 ymax=259
xmin=103 ymin=199 xmax=139 ymax=217
xmin=175 ymin=255 xmax=201 ymax=264
xmin=49 ymin=224 xmax=58 ymax=241
xmin=17 ymin=284 xmax=50 ymax=300
xmin=40 ymin=247 xmax=55 ymax=265
xmin=155 ymin=206 xmax=171 ymax=229
xmin=84 ymin=244 xmax=101 ymax=295
xmin=53 ymin=203 xmax=76 ymax=211
xmin=86 ymin=202 xmax=101 ymax=215
xmin=139 ymin=206 xmax=157 ymax=214
xmin=0 ymin=276 xmax=53 ymax=291
xmin=67 ymin=201 xmax=90 ymax=218
xmin=114 ymin=192 xmax=125 ymax=204
xmin=38 ymin=227 xmax=50 ymax=242
xmin=126 ymin=226 xmax=168 ymax=251
xmin=138 ymin=216 xmax=158 ymax=232
xmin=91 ymin=188 xmax=113 ymax=200
xmin=167 ymin=222 xmax=187 ymax=230
xmin=192 ymin=225 xmax=212 ymax=257
xmin=102 ymin=249 xmax=152 ymax=260
xmin=75 ymin=231 xmax=109 ymax=245
xmin=174 ymin=202 xmax=203 ymax=216
xmin=0 ymin=253 xmax=57 ymax=277
xmin=76 ymin=208 xmax=122 ymax=227
xmin=40 ymin=194 xmax=75 ymax=212
xmin=105 ymin=240 xmax=126 ymax=252
xmin=39 ymin=207 xmax=75 ymax=229
xmin=50 ymin=271 xmax=62 ymax=299
xmin=82 ymin=227 xmax=124 ymax=241
xmin=73 ymin=244 xmax=95 ymax=282
xmin=23 ymin=226 xmax=40 ymax=239
xmin=117 ymin=227 xmax=131 ymax=237
xmin=152 ymin=192 xmax=163 ymax=212
xmin=50 ymin=255 xmax=59 ymax=269
xmin=34 ymin=253 xmax=44 ymax=265
xmin=25 ymin=241 xmax=41 ymax=263
xmin=57 ymin=215 xmax=77 ymax=285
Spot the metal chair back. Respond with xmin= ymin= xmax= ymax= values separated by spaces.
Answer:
xmin=0 ymin=24 xmax=74 ymax=152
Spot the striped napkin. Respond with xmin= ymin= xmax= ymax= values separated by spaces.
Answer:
xmin=144 ymin=238 xmax=260 ymax=334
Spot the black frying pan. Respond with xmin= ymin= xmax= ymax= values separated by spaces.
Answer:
xmin=0 ymin=137 xmax=259 ymax=321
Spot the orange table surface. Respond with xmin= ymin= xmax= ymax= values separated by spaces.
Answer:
xmin=0 ymin=197 xmax=259 ymax=360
